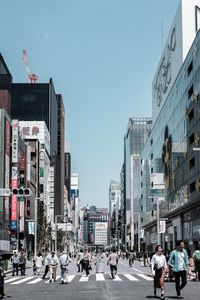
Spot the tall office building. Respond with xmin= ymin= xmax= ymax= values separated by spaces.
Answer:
xmin=109 ymin=180 xmax=121 ymax=215
xmin=123 ymin=118 xmax=152 ymax=250
xmin=11 ymin=79 xmax=64 ymax=216
xmin=0 ymin=53 xmax=12 ymax=116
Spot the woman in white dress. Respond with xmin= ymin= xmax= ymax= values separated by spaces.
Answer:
xmin=35 ymin=252 xmax=44 ymax=275
xmin=151 ymin=245 xmax=168 ymax=300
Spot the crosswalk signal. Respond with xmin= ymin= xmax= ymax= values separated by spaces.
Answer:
xmin=12 ymin=188 xmax=32 ymax=197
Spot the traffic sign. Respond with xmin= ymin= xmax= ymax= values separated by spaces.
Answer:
xmin=0 ymin=188 xmax=11 ymax=197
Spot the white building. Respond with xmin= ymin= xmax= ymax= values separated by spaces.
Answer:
xmin=95 ymin=222 xmax=108 ymax=245
xmin=109 ymin=180 xmax=121 ymax=215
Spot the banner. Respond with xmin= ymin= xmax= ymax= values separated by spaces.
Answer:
xmin=159 ymin=220 xmax=166 ymax=233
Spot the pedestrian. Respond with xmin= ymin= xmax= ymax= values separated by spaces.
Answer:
xmin=193 ymin=245 xmax=200 ymax=281
xmin=107 ymin=249 xmax=119 ymax=279
xmin=83 ymin=249 xmax=91 ymax=276
xmin=42 ymin=249 xmax=50 ymax=279
xmin=11 ymin=251 xmax=19 ymax=276
xmin=143 ymin=251 xmax=148 ymax=267
xmin=35 ymin=252 xmax=43 ymax=275
xmin=168 ymin=240 xmax=189 ymax=299
xmin=76 ymin=249 xmax=84 ymax=272
xmin=0 ymin=266 xmax=5 ymax=299
xmin=129 ymin=251 xmax=134 ymax=267
xmin=151 ymin=245 xmax=168 ymax=300
xmin=19 ymin=251 xmax=26 ymax=276
xmin=48 ymin=251 xmax=59 ymax=283
xmin=60 ymin=251 xmax=72 ymax=284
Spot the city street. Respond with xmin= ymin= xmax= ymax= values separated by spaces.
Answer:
xmin=4 ymin=259 xmax=200 ymax=300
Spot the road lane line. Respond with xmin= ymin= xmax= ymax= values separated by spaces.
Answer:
xmin=110 ymin=274 xmax=122 ymax=281
xmin=67 ymin=275 xmax=75 ymax=282
xmin=11 ymin=276 xmax=34 ymax=284
xmin=137 ymin=274 xmax=153 ymax=281
xmin=96 ymin=274 xmax=105 ymax=281
xmin=119 ymin=261 xmax=145 ymax=273
xmin=5 ymin=277 xmax=21 ymax=283
xmin=79 ymin=275 xmax=89 ymax=282
xmin=27 ymin=278 xmax=43 ymax=284
xmin=123 ymin=274 xmax=139 ymax=281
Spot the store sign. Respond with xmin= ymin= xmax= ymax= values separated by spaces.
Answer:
xmin=19 ymin=121 xmax=50 ymax=155
xmin=28 ymin=221 xmax=35 ymax=235
xmin=159 ymin=220 xmax=166 ymax=233
xmin=11 ymin=166 xmax=18 ymax=229
xmin=12 ymin=120 xmax=19 ymax=163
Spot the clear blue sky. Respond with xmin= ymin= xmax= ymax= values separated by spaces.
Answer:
xmin=0 ymin=0 xmax=179 ymax=208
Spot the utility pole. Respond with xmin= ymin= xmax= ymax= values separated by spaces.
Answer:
xmin=55 ymin=215 xmax=62 ymax=255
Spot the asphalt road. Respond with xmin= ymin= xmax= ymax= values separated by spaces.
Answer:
xmin=4 ymin=259 xmax=200 ymax=300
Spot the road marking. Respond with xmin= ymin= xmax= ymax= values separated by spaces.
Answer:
xmin=11 ymin=276 xmax=34 ymax=284
xmin=5 ymin=277 xmax=21 ymax=283
xmin=79 ymin=275 xmax=89 ymax=282
xmin=110 ymin=274 xmax=122 ymax=281
xmin=137 ymin=274 xmax=153 ymax=281
xmin=27 ymin=278 xmax=43 ymax=284
xmin=45 ymin=276 xmax=61 ymax=283
xmin=96 ymin=274 xmax=105 ymax=281
xmin=123 ymin=274 xmax=139 ymax=281
xmin=119 ymin=261 xmax=145 ymax=274
xmin=67 ymin=275 xmax=75 ymax=282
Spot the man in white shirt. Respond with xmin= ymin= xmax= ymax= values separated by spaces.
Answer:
xmin=48 ymin=251 xmax=59 ymax=283
xmin=60 ymin=251 xmax=72 ymax=284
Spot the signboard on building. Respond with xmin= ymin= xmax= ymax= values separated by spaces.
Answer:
xmin=159 ymin=220 xmax=166 ymax=233
xmin=19 ymin=121 xmax=50 ymax=155
xmin=95 ymin=222 xmax=108 ymax=245
xmin=152 ymin=0 xmax=200 ymax=123
xmin=11 ymin=166 xmax=18 ymax=229
xmin=150 ymin=173 xmax=165 ymax=190
xmin=12 ymin=120 xmax=19 ymax=163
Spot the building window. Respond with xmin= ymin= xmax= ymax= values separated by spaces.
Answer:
xmin=141 ymin=206 xmax=143 ymax=212
xmin=188 ymin=61 xmax=193 ymax=76
xmin=151 ymin=167 xmax=153 ymax=174
xmin=190 ymin=181 xmax=196 ymax=193
xmin=189 ymin=157 xmax=195 ymax=169
xmin=141 ymin=182 xmax=143 ymax=187
xmin=189 ymin=133 xmax=195 ymax=145
xmin=188 ymin=85 xmax=193 ymax=99
xmin=151 ymin=138 xmax=153 ymax=145
xmin=188 ymin=109 xmax=194 ymax=122
xmin=151 ymin=181 xmax=153 ymax=188
xmin=151 ymin=210 xmax=154 ymax=217
xmin=151 ymin=153 xmax=153 ymax=160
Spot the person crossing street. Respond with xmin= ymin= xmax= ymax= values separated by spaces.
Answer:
xmin=107 ymin=249 xmax=119 ymax=279
xmin=60 ymin=251 xmax=72 ymax=284
xmin=48 ymin=251 xmax=59 ymax=283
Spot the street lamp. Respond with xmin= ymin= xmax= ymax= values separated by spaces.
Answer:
xmin=54 ymin=215 xmax=63 ymax=254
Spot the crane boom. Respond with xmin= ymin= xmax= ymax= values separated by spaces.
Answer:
xmin=22 ymin=49 xmax=38 ymax=83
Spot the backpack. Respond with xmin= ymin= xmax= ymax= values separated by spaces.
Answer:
xmin=194 ymin=251 xmax=200 ymax=262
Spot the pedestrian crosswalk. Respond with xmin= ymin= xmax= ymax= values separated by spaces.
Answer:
xmin=5 ymin=273 xmax=153 ymax=285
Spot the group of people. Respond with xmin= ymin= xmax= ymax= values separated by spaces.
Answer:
xmin=11 ymin=251 xmax=26 ymax=276
xmin=150 ymin=240 xmax=200 ymax=300
xmin=33 ymin=250 xmax=72 ymax=284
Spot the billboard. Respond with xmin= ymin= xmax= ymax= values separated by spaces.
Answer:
xmin=152 ymin=0 xmax=200 ymax=123
xmin=11 ymin=166 xmax=18 ymax=229
xmin=4 ymin=120 xmax=10 ymax=221
xmin=19 ymin=121 xmax=50 ymax=155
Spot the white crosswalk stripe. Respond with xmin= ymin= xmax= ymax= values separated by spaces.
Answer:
xmin=11 ymin=276 xmax=34 ymax=285
xmin=5 ymin=273 xmax=154 ymax=285
xmin=137 ymin=274 xmax=153 ymax=281
xmin=28 ymin=278 xmax=43 ymax=284
xmin=79 ymin=275 xmax=89 ymax=282
xmin=96 ymin=274 xmax=105 ymax=281
xmin=123 ymin=274 xmax=139 ymax=281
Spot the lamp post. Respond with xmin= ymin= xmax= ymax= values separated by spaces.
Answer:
xmin=55 ymin=215 xmax=63 ymax=254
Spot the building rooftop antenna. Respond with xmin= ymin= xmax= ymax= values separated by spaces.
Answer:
xmin=22 ymin=49 xmax=38 ymax=83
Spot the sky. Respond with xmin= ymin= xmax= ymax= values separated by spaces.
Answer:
xmin=0 ymin=0 xmax=180 ymax=208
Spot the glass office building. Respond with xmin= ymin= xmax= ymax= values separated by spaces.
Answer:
xmin=140 ymin=29 xmax=200 ymax=251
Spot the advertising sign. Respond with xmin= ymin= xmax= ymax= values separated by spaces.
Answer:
xmin=19 ymin=121 xmax=50 ymax=155
xmin=12 ymin=120 xmax=19 ymax=163
xmin=159 ymin=220 xmax=166 ymax=234
xmin=11 ymin=166 xmax=18 ymax=229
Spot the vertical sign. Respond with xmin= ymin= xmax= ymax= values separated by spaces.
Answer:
xmin=11 ymin=166 xmax=18 ymax=229
xmin=5 ymin=120 xmax=10 ymax=222
xmin=159 ymin=220 xmax=166 ymax=233
xmin=12 ymin=120 xmax=18 ymax=163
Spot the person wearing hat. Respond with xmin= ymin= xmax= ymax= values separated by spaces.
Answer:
xmin=60 ymin=251 xmax=72 ymax=284
xmin=48 ymin=251 xmax=59 ymax=283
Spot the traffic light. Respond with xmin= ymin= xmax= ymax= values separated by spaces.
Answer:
xmin=12 ymin=188 xmax=32 ymax=197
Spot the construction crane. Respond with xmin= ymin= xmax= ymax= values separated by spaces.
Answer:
xmin=22 ymin=49 xmax=38 ymax=83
